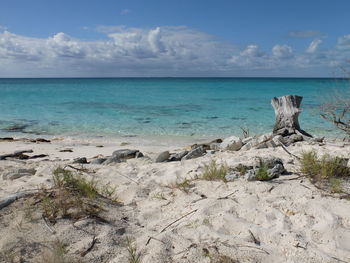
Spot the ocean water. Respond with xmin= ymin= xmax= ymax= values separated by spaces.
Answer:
xmin=0 ymin=78 xmax=348 ymax=139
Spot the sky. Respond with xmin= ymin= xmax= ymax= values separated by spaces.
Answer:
xmin=0 ymin=0 xmax=349 ymax=77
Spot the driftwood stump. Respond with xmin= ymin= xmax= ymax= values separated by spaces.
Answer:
xmin=271 ymin=95 xmax=312 ymax=138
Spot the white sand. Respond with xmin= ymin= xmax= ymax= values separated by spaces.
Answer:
xmin=0 ymin=136 xmax=349 ymax=262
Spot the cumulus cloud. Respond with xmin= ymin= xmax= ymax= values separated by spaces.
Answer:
xmin=0 ymin=26 xmax=349 ymax=77
xmin=337 ymin=34 xmax=350 ymax=50
xmin=306 ymin=39 xmax=322 ymax=53
xmin=272 ymin=45 xmax=293 ymax=59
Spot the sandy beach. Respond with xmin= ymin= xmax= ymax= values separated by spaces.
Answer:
xmin=0 ymin=134 xmax=349 ymax=263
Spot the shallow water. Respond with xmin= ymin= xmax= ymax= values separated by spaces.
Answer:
xmin=0 ymin=78 xmax=348 ymax=138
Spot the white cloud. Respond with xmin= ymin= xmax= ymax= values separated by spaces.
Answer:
xmin=337 ymin=34 xmax=350 ymax=50
xmin=272 ymin=45 xmax=293 ymax=59
xmin=306 ymin=39 xmax=322 ymax=53
xmin=0 ymin=26 xmax=349 ymax=77
xmin=120 ymin=9 xmax=130 ymax=15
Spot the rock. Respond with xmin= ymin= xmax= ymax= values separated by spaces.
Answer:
xmin=90 ymin=158 xmax=107 ymax=165
xmin=209 ymin=143 xmax=221 ymax=151
xmin=112 ymin=149 xmax=143 ymax=160
xmin=31 ymin=138 xmax=51 ymax=143
xmin=3 ymin=168 xmax=36 ymax=180
xmin=241 ymin=133 xmax=273 ymax=151
xmin=104 ymin=149 xmax=143 ymax=165
xmin=0 ymin=149 xmax=33 ymax=160
xmin=220 ymin=136 xmax=243 ymax=151
xmin=169 ymin=151 xmax=189 ymax=162
xmin=59 ymin=148 xmax=73 ymax=152
xmin=73 ymin=157 xmax=88 ymax=164
xmin=155 ymin=151 xmax=170 ymax=163
xmin=242 ymin=136 xmax=254 ymax=145
xmin=245 ymin=157 xmax=286 ymax=181
xmin=285 ymin=134 xmax=303 ymax=146
xmin=182 ymin=146 xmax=206 ymax=160
xmin=225 ymin=171 xmax=240 ymax=181
xmin=103 ymin=156 xmax=120 ymax=165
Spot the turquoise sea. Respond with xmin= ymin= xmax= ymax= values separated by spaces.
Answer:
xmin=0 ymin=78 xmax=348 ymax=139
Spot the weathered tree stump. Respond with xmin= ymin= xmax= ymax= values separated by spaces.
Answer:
xmin=271 ymin=95 xmax=312 ymax=138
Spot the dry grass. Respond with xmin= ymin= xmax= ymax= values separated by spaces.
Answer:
xmin=300 ymin=151 xmax=350 ymax=195
xmin=34 ymin=167 xmax=119 ymax=223
xmin=202 ymin=160 xmax=229 ymax=182
xmin=126 ymin=237 xmax=143 ymax=263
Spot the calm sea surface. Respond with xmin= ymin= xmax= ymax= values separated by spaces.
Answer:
xmin=0 ymin=78 xmax=348 ymax=138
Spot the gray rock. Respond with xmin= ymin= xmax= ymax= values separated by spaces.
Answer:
xmin=242 ymin=136 xmax=254 ymax=145
xmin=225 ymin=171 xmax=240 ymax=181
xmin=103 ymin=149 xmax=143 ymax=165
xmin=3 ymin=168 xmax=36 ymax=180
xmin=220 ymin=136 xmax=243 ymax=151
xmin=103 ymin=156 xmax=121 ymax=165
xmin=241 ymin=133 xmax=274 ymax=151
xmin=182 ymin=146 xmax=206 ymax=160
xmin=169 ymin=151 xmax=189 ymax=162
xmin=285 ymin=134 xmax=303 ymax=146
xmin=112 ymin=149 xmax=143 ymax=160
xmin=0 ymin=149 xmax=33 ymax=160
xmin=90 ymin=158 xmax=107 ymax=165
xmin=73 ymin=157 xmax=88 ymax=164
xmin=155 ymin=151 xmax=170 ymax=163
xmin=209 ymin=143 xmax=221 ymax=151
xmin=268 ymin=164 xmax=285 ymax=177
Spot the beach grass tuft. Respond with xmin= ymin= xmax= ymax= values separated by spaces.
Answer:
xmin=300 ymin=151 xmax=350 ymax=195
xmin=202 ymin=160 xmax=228 ymax=182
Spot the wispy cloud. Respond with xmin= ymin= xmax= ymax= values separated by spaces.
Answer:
xmin=0 ymin=26 xmax=349 ymax=77
xmin=120 ymin=9 xmax=130 ymax=15
xmin=288 ymin=30 xmax=323 ymax=38
xmin=306 ymin=39 xmax=322 ymax=53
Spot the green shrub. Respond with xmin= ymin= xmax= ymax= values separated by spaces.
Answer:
xmin=300 ymin=151 xmax=350 ymax=180
xmin=255 ymin=159 xmax=270 ymax=181
xmin=202 ymin=160 xmax=228 ymax=182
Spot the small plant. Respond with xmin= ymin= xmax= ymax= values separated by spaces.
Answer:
xmin=235 ymin=164 xmax=248 ymax=176
xmin=202 ymin=160 xmax=228 ymax=182
xmin=39 ymin=240 xmax=81 ymax=263
xmin=39 ymin=167 xmax=117 ymax=222
xmin=169 ymin=178 xmax=193 ymax=193
xmin=329 ymin=178 xmax=343 ymax=193
xmin=255 ymin=159 xmax=270 ymax=181
xmin=151 ymin=192 xmax=167 ymax=200
xmin=126 ymin=237 xmax=143 ymax=263
xmin=300 ymin=151 xmax=350 ymax=180
xmin=300 ymin=151 xmax=350 ymax=195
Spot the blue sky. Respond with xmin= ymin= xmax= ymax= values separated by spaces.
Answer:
xmin=0 ymin=0 xmax=349 ymax=77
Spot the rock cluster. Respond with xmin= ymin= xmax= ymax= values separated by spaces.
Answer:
xmin=225 ymin=157 xmax=286 ymax=182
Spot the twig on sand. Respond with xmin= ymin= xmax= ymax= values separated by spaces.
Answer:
xmin=42 ymin=215 xmax=56 ymax=234
xmin=331 ymin=256 xmax=349 ymax=263
xmin=146 ymin=209 xmax=198 ymax=246
xmin=217 ymin=191 xmax=237 ymax=200
xmin=80 ymin=236 xmax=98 ymax=257
xmin=160 ymin=209 xmax=198 ymax=233
xmin=248 ymin=230 xmax=260 ymax=246
xmin=236 ymin=244 xmax=270 ymax=254
xmin=115 ymin=171 xmax=140 ymax=185
xmin=277 ymin=140 xmax=301 ymax=160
